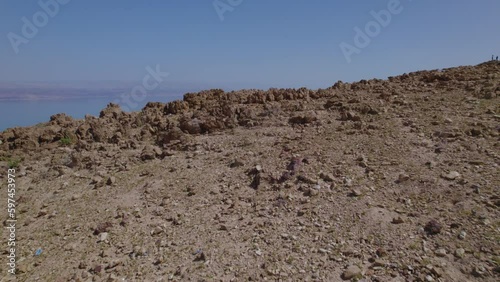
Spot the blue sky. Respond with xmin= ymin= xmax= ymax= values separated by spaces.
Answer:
xmin=1 ymin=0 xmax=499 ymax=90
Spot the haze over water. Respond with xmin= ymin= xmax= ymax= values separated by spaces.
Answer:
xmin=0 ymin=92 xmax=184 ymax=131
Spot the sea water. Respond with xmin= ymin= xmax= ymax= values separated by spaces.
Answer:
xmin=0 ymin=94 xmax=182 ymax=131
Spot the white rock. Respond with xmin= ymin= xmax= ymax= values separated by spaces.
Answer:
xmin=435 ymin=248 xmax=447 ymax=257
xmin=342 ymin=265 xmax=361 ymax=280
xmin=454 ymin=248 xmax=465 ymax=258
xmin=98 ymin=232 xmax=108 ymax=242
xmin=458 ymin=231 xmax=466 ymax=240
xmin=442 ymin=171 xmax=460 ymax=180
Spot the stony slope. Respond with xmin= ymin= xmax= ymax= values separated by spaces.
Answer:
xmin=0 ymin=61 xmax=499 ymax=281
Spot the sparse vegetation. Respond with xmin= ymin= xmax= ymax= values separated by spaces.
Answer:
xmin=60 ymin=135 xmax=72 ymax=146
xmin=1 ymin=156 xmax=22 ymax=169
xmin=9 ymin=158 xmax=21 ymax=169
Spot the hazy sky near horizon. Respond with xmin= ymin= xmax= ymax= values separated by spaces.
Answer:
xmin=1 ymin=0 xmax=499 ymax=90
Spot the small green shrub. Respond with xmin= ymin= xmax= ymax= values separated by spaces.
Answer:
xmin=60 ymin=136 xmax=72 ymax=146
xmin=1 ymin=157 xmax=21 ymax=169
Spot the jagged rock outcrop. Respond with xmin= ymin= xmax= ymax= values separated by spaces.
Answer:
xmin=1 ymin=61 xmax=499 ymax=154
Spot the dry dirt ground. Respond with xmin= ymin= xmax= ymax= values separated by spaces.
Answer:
xmin=0 ymin=62 xmax=499 ymax=281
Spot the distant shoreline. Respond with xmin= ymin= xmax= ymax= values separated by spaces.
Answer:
xmin=0 ymin=94 xmax=179 ymax=102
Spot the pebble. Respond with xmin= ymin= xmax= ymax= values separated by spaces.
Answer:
xmin=106 ymin=274 xmax=119 ymax=281
xmin=434 ymin=248 xmax=447 ymax=257
xmin=91 ymin=176 xmax=103 ymax=184
xmin=372 ymin=259 xmax=387 ymax=267
xmin=376 ymin=248 xmax=387 ymax=257
xmin=107 ymin=176 xmax=116 ymax=185
xmin=344 ymin=177 xmax=353 ymax=187
xmin=133 ymin=208 xmax=142 ymax=218
xmin=397 ymin=173 xmax=410 ymax=183
xmin=229 ymin=159 xmax=244 ymax=168
xmin=16 ymin=264 xmax=29 ymax=274
xmin=422 ymin=240 xmax=429 ymax=252
xmin=432 ymin=267 xmax=443 ymax=277
xmin=319 ymin=172 xmax=334 ymax=182
xmin=350 ymin=188 xmax=362 ymax=197
xmin=151 ymin=226 xmax=163 ymax=235
xmin=472 ymin=265 xmax=486 ymax=277
xmin=472 ymin=184 xmax=481 ymax=194
xmin=458 ymin=231 xmax=466 ymax=240
xmin=425 ymin=275 xmax=434 ymax=282
xmin=298 ymin=175 xmax=317 ymax=184
xmin=425 ymin=161 xmax=436 ymax=169
xmin=392 ymin=217 xmax=404 ymax=224
xmin=342 ymin=265 xmax=362 ymax=280
xmin=132 ymin=246 xmax=148 ymax=257
xmin=100 ymin=249 xmax=113 ymax=258
xmin=98 ymin=232 xmax=108 ymax=243
xmin=37 ymin=209 xmax=48 ymax=217
xmin=308 ymin=188 xmax=319 ymax=197
xmin=424 ymin=220 xmax=442 ymax=235
xmin=441 ymin=171 xmax=460 ymax=180
xmin=454 ymin=248 xmax=465 ymax=258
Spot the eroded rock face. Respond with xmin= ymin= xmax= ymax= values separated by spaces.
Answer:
xmin=99 ymin=103 xmax=123 ymax=119
xmin=289 ymin=112 xmax=318 ymax=125
xmin=179 ymin=115 xmax=202 ymax=134
xmin=140 ymin=144 xmax=162 ymax=160
xmin=157 ymin=127 xmax=186 ymax=146
xmin=38 ymin=125 xmax=63 ymax=144
xmin=2 ymin=62 xmax=499 ymax=155
xmin=164 ymin=100 xmax=189 ymax=115
xmin=50 ymin=113 xmax=74 ymax=126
